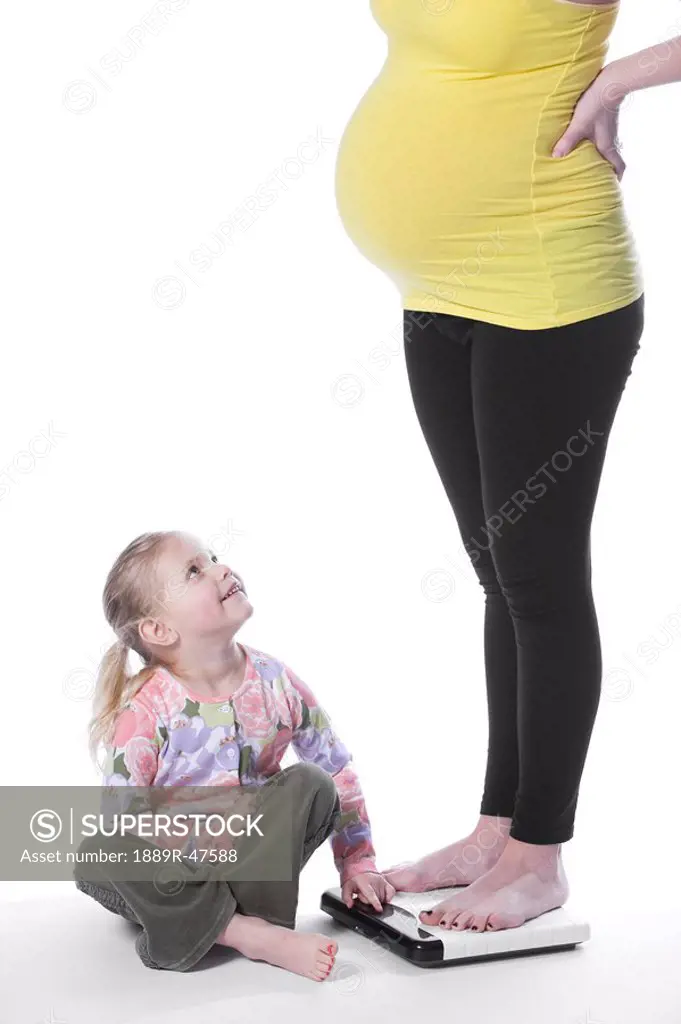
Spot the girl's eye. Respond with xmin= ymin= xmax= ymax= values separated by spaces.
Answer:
xmin=188 ymin=554 xmax=219 ymax=578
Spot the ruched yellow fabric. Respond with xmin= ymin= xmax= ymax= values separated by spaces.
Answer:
xmin=335 ymin=0 xmax=644 ymax=329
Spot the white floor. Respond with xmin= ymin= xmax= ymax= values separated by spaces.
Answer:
xmin=2 ymin=867 xmax=680 ymax=1024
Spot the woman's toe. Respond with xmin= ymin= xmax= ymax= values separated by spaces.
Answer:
xmin=470 ymin=913 xmax=489 ymax=932
xmin=439 ymin=909 xmax=459 ymax=929
xmin=451 ymin=910 xmax=473 ymax=930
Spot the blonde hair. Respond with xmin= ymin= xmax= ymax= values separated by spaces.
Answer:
xmin=88 ymin=530 xmax=179 ymax=771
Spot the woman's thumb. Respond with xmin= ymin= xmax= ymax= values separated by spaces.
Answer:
xmin=601 ymin=143 xmax=626 ymax=180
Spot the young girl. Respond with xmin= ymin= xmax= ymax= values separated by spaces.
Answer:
xmin=75 ymin=529 xmax=395 ymax=980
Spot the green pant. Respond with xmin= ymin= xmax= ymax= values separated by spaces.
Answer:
xmin=73 ymin=763 xmax=340 ymax=971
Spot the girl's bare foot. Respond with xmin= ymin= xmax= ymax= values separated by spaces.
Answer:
xmin=216 ymin=912 xmax=338 ymax=982
xmin=382 ymin=815 xmax=513 ymax=891
xmin=419 ymin=836 xmax=569 ymax=931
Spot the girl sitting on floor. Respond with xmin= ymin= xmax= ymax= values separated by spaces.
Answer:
xmin=75 ymin=529 xmax=395 ymax=979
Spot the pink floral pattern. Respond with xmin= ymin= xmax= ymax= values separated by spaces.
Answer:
xmin=236 ymin=683 xmax=279 ymax=741
xmin=102 ymin=644 xmax=377 ymax=885
xmin=112 ymin=700 xmax=156 ymax=747
xmin=123 ymin=736 xmax=158 ymax=785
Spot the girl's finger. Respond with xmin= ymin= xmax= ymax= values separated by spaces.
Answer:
xmin=360 ymin=883 xmax=382 ymax=912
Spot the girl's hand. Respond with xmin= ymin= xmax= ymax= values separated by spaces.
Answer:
xmin=341 ymin=871 xmax=396 ymax=912
xmin=552 ymin=66 xmax=628 ymax=181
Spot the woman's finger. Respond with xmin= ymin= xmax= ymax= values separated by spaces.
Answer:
xmin=598 ymin=138 xmax=626 ymax=180
xmin=552 ymin=124 xmax=585 ymax=158
xmin=594 ymin=115 xmax=625 ymax=179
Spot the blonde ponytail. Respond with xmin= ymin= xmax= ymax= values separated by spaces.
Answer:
xmin=88 ymin=641 xmax=157 ymax=772
xmin=87 ymin=531 xmax=177 ymax=773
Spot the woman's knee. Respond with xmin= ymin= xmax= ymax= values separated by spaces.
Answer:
xmin=497 ymin=563 xmax=592 ymax=618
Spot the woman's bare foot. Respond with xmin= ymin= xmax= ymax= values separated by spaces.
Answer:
xmin=216 ymin=912 xmax=338 ymax=982
xmin=382 ymin=815 xmax=513 ymax=891
xmin=419 ymin=836 xmax=569 ymax=931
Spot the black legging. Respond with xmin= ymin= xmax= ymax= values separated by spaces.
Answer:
xmin=403 ymin=295 xmax=645 ymax=845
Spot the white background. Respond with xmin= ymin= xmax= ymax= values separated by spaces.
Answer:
xmin=0 ymin=0 xmax=680 ymax=1008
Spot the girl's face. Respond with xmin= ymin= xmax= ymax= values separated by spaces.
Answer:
xmin=147 ymin=533 xmax=253 ymax=646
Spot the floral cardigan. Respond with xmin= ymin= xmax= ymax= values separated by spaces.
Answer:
xmin=102 ymin=643 xmax=378 ymax=885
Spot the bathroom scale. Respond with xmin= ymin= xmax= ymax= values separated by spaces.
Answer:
xmin=320 ymin=886 xmax=590 ymax=967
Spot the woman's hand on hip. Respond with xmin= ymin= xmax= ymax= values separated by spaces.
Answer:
xmin=551 ymin=66 xmax=628 ymax=181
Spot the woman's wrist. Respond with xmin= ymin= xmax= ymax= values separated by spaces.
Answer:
xmin=600 ymin=34 xmax=681 ymax=104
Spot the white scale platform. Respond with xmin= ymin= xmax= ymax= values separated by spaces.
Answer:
xmin=320 ymin=886 xmax=590 ymax=967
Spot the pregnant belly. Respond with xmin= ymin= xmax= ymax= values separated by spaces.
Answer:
xmin=335 ymin=73 xmax=619 ymax=284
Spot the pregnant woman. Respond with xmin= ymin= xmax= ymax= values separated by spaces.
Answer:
xmin=335 ymin=0 xmax=679 ymax=933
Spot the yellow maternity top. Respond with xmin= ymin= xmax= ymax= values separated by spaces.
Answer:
xmin=335 ymin=0 xmax=644 ymax=330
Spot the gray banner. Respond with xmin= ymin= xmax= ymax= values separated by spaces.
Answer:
xmin=1 ymin=784 xmax=294 ymax=883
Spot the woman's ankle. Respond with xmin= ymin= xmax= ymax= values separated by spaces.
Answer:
xmin=476 ymin=814 xmax=513 ymax=832
xmin=473 ymin=814 xmax=513 ymax=851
